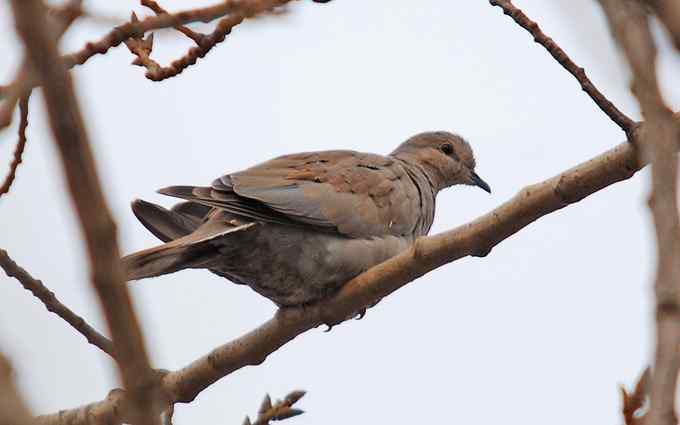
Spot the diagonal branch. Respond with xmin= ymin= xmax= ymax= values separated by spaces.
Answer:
xmin=35 ymin=113 xmax=676 ymax=424
xmin=489 ymin=0 xmax=636 ymax=135
xmin=597 ymin=2 xmax=680 ymax=425
xmin=0 ymin=94 xmax=30 ymax=198
xmin=0 ymin=248 xmax=115 ymax=358
xmin=8 ymin=1 xmax=160 ymax=424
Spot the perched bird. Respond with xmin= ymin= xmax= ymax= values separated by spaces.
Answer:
xmin=122 ymin=131 xmax=490 ymax=307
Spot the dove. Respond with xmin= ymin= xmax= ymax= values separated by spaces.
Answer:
xmin=122 ymin=131 xmax=490 ymax=307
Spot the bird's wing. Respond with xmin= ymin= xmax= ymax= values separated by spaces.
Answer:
xmin=160 ymin=150 xmax=423 ymax=238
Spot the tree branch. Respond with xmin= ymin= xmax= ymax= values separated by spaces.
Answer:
xmin=0 ymin=248 xmax=115 ymax=358
xmin=8 ymin=1 xmax=159 ymax=424
xmin=0 ymin=94 xmax=30 ymax=198
xmin=648 ymin=0 xmax=680 ymax=52
xmin=62 ymin=0 xmax=293 ymax=71
xmin=489 ymin=0 xmax=636 ymax=135
xmin=242 ymin=391 xmax=306 ymax=425
xmin=6 ymin=1 xmax=672 ymax=424
xmin=126 ymin=0 xmax=285 ymax=81
xmin=36 ymin=113 xmax=675 ymax=424
xmin=0 ymin=2 xmax=80 ymax=130
xmin=1 ymin=0 xmax=306 ymax=130
xmin=0 ymin=352 xmax=33 ymax=425
xmin=141 ymin=0 xmax=206 ymax=45
xmin=597 ymin=2 xmax=680 ymax=425
xmin=620 ymin=367 xmax=651 ymax=425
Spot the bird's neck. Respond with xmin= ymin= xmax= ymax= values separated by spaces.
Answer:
xmin=392 ymin=156 xmax=438 ymax=236
xmin=391 ymin=152 xmax=446 ymax=192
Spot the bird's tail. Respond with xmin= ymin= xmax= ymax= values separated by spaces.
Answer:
xmin=123 ymin=199 xmax=256 ymax=281
xmin=131 ymin=198 xmax=210 ymax=243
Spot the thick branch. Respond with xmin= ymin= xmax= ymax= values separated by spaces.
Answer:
xmin=0 ymin=2 xmax=80 ymax=130
xmin=489 ymin=0 xmax=635 ymax=134
xmin=37 ymin=119 xmax=668 ymax=424
xmin=8 ymin=1 xmax=159 ymax=425
xmin=0 ymin=352 xmax=33 ymax=425
xmin=0 ymin=249 xmax=115 ymax=358
xmin=163 ymin=133 xmax=647 ymax=403
xmin=649 ymin=0 xmax=680 ymax=52
xmin=598 ymin=2 xmax=680 ymax=425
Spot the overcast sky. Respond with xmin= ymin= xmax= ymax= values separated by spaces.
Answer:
xmin=2 ymin=1 xmax=680 ymax=424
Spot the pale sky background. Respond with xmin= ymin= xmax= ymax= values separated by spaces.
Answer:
xmin=2 ymin=1 xmax=680 ymax=424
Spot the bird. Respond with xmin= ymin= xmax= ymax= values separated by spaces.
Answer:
xmin=122 ymin=131 xmax=490 ymax=307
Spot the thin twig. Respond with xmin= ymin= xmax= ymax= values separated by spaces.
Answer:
xmin=489 ymin=0 xmax=636 ymax=135
xmin=598 ymin=2 xmax=680 ymax=425
xmin=62 ymin=0 xmax=291 ymax=70
xmin=0 ymin=94 xmax=30 ymax=198
xmin=127 ymin=0 xmax=288 ymax=81
xmin=9 ymin=1 xmax=160 ymax=425
xmin=124 ymin=14 xmax=160 ymax=75
xmin=141 ymin=0 xmax=206 ymax=45
xmin=0 ymin=249 xmax=115 ymax=358
xmin=1 ymin=0 xmax=298 ymax=112
xmin=242 ymin=391 xmax=306 ymax=425
xmin=621 ymin=367 xmax=651 ymax=425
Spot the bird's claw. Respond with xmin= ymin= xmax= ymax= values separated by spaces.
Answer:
xmin=354 ymin=309 xmax=366 ymax=320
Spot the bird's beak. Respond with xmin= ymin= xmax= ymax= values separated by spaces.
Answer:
xmin=471 ymin=172 xmax=491 ymax=194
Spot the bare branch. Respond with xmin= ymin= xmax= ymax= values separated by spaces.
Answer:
xmin=2 ymin=0 xmax=306 ymax=122
xmin=597 ymin=1 xmax=680 ymax=425
xmin=0 ymin=2 xmax=81 ymax=130
xmin=489 ymin=0 xmax=636 ymax=134
xmin=621 ymin=367 xmax=651 ymax=425
xmin=126 ymin=0 xmax=288 ymax=81
xmin=0 ymin=248 xmax=115 ymax=358
xmin=242 ymin=391 xmax=306 ymax=425
xmin=8 ymin=1 xmax=159 ymax=424
xmin=141 ymin=0 xmax=206 ymax=45
xmin=648 ymin=0 xmax=680 ymax=51
xmin=0 ymin=94 xmax=30 ymax=198
xmin=0 ymin=352 xmax=33 ymax=425
xmin=62 ymin=0 xmax=293 ymax=70
xmin=35 ymin=112 xmax=675 ymax=424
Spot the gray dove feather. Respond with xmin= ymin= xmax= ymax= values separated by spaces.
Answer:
xmin=122 ymin=131 xmax=490 ymax=306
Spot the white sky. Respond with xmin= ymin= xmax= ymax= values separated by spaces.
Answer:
xmin=2 ymin=1 xmax=680 ymax=424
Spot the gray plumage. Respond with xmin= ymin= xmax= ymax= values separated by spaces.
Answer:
xmin=122 ymin=131 xmax=490 ymax=306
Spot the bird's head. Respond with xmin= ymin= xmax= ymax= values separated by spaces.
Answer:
xmin=391 ymin=131 xmax=491 ymax=194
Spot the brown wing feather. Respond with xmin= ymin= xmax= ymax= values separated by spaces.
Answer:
xmin=159 ymin=150 xmax=423 ymax=238
xmin=228 ymin=151 xmax=422 ymax=237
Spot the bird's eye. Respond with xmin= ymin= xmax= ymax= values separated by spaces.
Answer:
xmin=440 ymin=143 xmax=455 ymax=157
